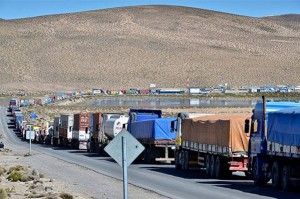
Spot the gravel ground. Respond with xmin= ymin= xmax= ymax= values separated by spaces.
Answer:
xmin=0 ymin=145 xmax=169 ymax=199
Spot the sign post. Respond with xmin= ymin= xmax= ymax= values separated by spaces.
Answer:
xmin=26 ymin=125 xmax=34 ymax=155
xmin=122 ymin=136 xmax=128 ymax=199
xmin=29 ymin=130 xmax=31 ymax=154
xmin=105 ymin=129 xmax=145 ymax=199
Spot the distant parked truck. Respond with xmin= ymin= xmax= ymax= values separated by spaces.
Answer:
xmin=52 ymin=117 xmax=61 ymax=146
xmin=71 ymin=113 xmax=90 ymax=150
xmin=14 ymin=112 xmax=24 ymax=130
xmin=127 ymin=108 xmax=177 ymax=163
xmin=174 ymin=114 xmax=250 ymax=178
xmin=245 ymin=97 xmax=300 ymax=191
xmin=8 ymin=98 xmax=20 ymax=111
xmin=56 ymin=114 xmax=74 ymax=147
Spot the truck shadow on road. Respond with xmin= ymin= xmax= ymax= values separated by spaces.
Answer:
xmin=142 ymin=167 xmax=300 ymax=198
xmin=141 ymin=166 xmax=211 ymax=179
xmin=197 ymin=180 xmax=300 ymax=198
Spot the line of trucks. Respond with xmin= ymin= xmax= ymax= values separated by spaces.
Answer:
xmin=8 ymin=96 xmax=300 ymax=191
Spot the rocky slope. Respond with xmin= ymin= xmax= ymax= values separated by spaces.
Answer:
xmin=0 ymin=6 xmax=299 ymax=92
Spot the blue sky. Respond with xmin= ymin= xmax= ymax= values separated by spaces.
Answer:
xmin=1 ymin=0 xmax=299 ymax=20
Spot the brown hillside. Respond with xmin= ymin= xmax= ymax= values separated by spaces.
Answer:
xmin=0 ymin=5 xmax=300 ymax=92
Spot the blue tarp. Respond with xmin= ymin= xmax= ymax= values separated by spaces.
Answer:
xmin=136 ymin=114 xmax=159 ymax=121
xmin=130 ymin=117 xmax=177 ymax=140
xmin=267 ymin=107 xmax=300 ymax=146
xmin=30 ymin=112 xmax=37 ymax=119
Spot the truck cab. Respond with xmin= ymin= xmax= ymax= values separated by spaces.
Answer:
xmin=104 ymin=115 xmax=129 ymax=139
xmin=127 ymin=108 xmax=162 ymax=132
xmin=246 ymin=98 xmax=300 ymax=186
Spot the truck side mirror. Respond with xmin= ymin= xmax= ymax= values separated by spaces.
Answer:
xmin=171 ymin=120 xmax=176 ymax=132
xmin=245 ymin=119 xmax=250 ymax=133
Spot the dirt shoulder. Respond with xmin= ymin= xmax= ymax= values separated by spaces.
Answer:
xmin=0 ymin=147 xmax=169 ymax=199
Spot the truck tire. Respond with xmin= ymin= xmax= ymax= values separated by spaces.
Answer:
xmin=144 ymin=148 xmax=151 ymax=163
xmin=281 ymin=164 xmax=291 ymax=191
xmin=253 ymin=160 xmax=269 ymax=186
xmin=53 ymin=138 xmax=57 ymax=146
xmin=183 ymin=150 xmax=189 ymax=170
xmin=209 ymin=155 xmax=215 ymax=177
xmin=205 ymin=155 xmax=210 ymax=175
xmin=215 ymin=156 xmax=221 ymax=179
xmin=271 ymin=161 xmax=281 ymax=189
xmin=175 ymin=150 xmax=182 ymax=170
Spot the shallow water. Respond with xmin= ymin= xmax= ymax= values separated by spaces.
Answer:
xmin=89 ymin=97 xmax=260 ymax=108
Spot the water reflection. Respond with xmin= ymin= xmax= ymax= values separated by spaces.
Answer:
xmin=90 ymin=97 xmax=259 ymax=108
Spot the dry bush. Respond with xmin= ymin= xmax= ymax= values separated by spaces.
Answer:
xmin=7 ymin=165 xmax=32 ymax=182
xmin=0 ymin=167 xmax=6 ymax=175
xmin=39 ymin=173 xmax=45 ymax=178
xmin=4 ymin=188 xmax=14 ymax=197
xmin=59 ymin=192 xmax=73 ymax=199
xmin=7 ymin=171 xmax=22 ymax=182
xmin=0 ymin=188 xmax=7 ymax=199
xmin=8 ymin=165 xmax=27 ymax=174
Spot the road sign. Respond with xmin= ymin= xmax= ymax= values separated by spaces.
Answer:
xmin=104 ymin=129 xmax=145 ymax=167
xmin=26 ymin=131 xmax=35 ymax=140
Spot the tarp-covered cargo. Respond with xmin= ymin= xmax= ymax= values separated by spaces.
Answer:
xmin=181 ymin=114 xmax=250 ymax=152
xmin=130 ymin=117 xmax=177 ymax=140
xmin=267 ymin=107 xmax=300 ymax=146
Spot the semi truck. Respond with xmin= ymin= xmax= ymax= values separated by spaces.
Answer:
xmin=71 ymin=113 xmax=90 ymax=150
xmin=57 ymin=114 xmax=74 ymax=147
xmin=52 ymin=117 xmax=61 ymax=146
xmin=245 ymin=96 xmax=300 ymax=190
xmin=14 ymin=112 xmax=24 ymax=130
xmin=8 ymin=98 xmax=20 ymax=112
xmin=128 ymin=108 xmax=177 ymax=163
xmin=174 ymin=113 xmax=250 ymax=178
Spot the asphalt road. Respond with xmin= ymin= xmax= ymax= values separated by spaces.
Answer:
xmin=1 ymin=107 xmax=299 ymax=199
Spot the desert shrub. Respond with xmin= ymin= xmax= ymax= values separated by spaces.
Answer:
xmin=0 ymin=188 xmax=7 ymax=199
xmin=39 ymin=173 xmax=45 ymax=178
xmin=0 ymin=167 xmax=6 ymax=175
xmin=4 ymin=188 xmax=14 ymax=197
xmin=20 ymin=174 xmax=32 ymax=182
xmin=8 ymin=165 xmax=27 ymax=174
xmin=7 ymin=171 xmax=22 ymax=182
xmin=59 ymin=192 xmax=73 ymax=199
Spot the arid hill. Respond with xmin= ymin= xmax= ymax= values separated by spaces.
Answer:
xmin=0 ymin=5 xmax=299 ymax=92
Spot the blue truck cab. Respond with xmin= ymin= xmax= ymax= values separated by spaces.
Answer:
xmin=127 ymin=108 xmax=162 ymax=132
xmin=246 ymin=97 xmax=300 ymax=190
xmin=127 ymin=108 xmax=177 ymax=163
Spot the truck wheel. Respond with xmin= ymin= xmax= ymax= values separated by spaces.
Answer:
xmin=175 ymin=150 xmax=182 ymax=170
xmin=244 ymin=172 xmax=252 ymax=179
xmin=205 ymin=155 xmax=210 ymax=175
xmin=209 ymin=155 xmax=215 ymax=177
xmin=253 ymin=160 xmax=269 ymax=186
xmin=215 ymin=156 xmax=221 ymax=179
xmin=183 ymin=151 xmax=189 ymax=170
xmin=281 ymin=164 xmax=291 ymax=191
xmin=271 ymin=161 xmax=281 ymax=189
